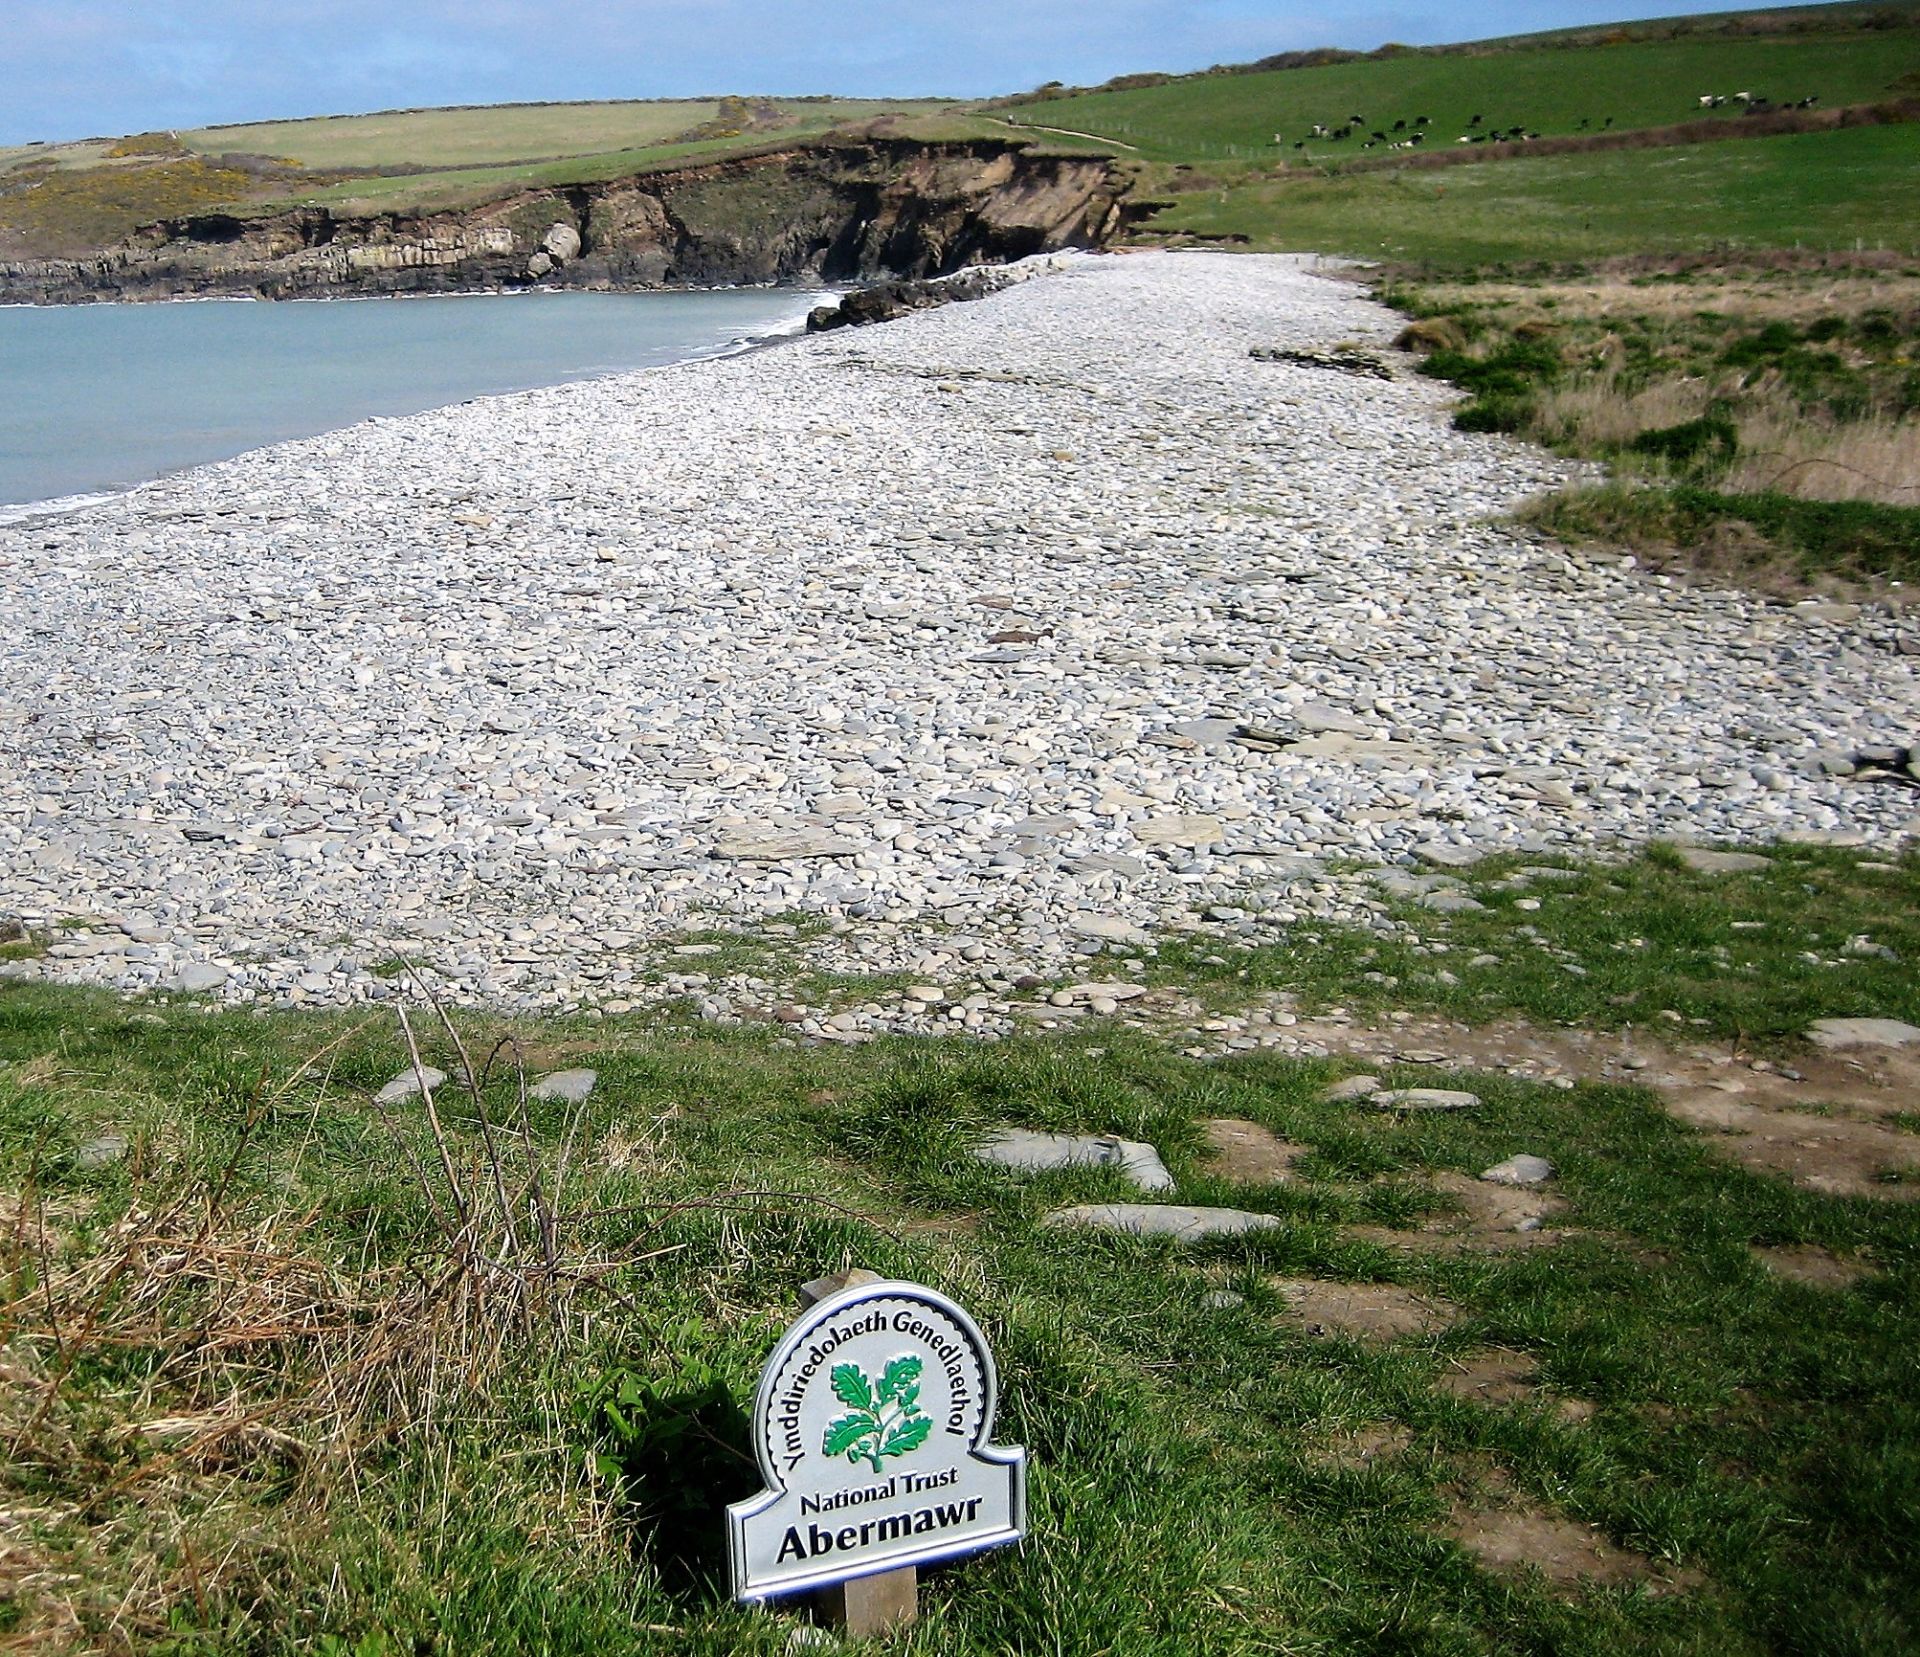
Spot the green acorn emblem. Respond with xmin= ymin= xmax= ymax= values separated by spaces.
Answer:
xmin=822 ymin=1354 xmax=932 ymax=1474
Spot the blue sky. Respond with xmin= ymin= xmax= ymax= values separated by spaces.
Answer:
xmin=2 ymin=1 xmax=1795 ymax=145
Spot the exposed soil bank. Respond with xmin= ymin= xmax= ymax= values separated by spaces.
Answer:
xmin=0 ymin=140 xmax=1133 ymax=304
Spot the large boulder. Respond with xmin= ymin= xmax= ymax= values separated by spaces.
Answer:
xmin=542 ymin=222 xmax=583 ymax=262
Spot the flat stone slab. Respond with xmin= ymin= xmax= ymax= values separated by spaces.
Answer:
xmin=375 ymin=1065 xmax=447 ymax=1104
xmin=1414 ymin=843 xmax=1482 ymax=869
xmin=1164 ymin=717 xmax=1240 ymax=746
xmin=1807 ymin=1018 xmax=1920 ymax=1049
xmin=1371 ymin=1088 xmax=1482 ymax=1111
xmin=1132 ymin=813 xmax=1225 ymax=848
xmin=1068 ymin=912 xmax=1152 ymax=946
xmin=1061 ymin=982 xmax=1149 ymax=1003
xmin=75 ymin=1133 xmax=129 ymax=1170
xmin=711 ymin=828 xmax=863 ymax=861
xmin=976 ymin=1129 xmax=1174 ymax=1192
xmin=1671 ymin=846 xmax=1771 ymax=875
xmin=1295 ymin=702 xmax=1374 ymax=736
xmin=1288 ymin=735 xmax=1439 ymax=765
xmin=1481 ymin=1154 xmax=1555 ymax=1187
xmin=531 ymin=1068 xmax=597 ymax=1103
xmin=1042 ymin=1203 xmax=1283 ymax=1240
xmin=170 ymin=963 xmax=229 ymax=993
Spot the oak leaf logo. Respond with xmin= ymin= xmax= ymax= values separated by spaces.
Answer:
xmin=821 ymin=1355 xmax=932 ymax=1474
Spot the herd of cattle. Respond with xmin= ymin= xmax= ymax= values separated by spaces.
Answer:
xmin=1277 ymin=91 xmax=1820 ymax=152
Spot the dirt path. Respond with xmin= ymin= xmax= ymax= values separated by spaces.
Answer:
xmin=1272 ymin=1009 xmax=1920 ymax=1200
xmin=990 ymin=117 xmax=1141 ymax=152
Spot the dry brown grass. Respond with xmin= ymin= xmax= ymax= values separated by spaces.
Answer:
xmin=1424 ymin=264 xmax=1920 ymax=329
xmin=1412 ymin=259 xmax=1920 ymax=509
xmin=1532 ymin=376 xmax=1715 ymax=448
xmin=1722 ymin=405 xmax=1920 ymax=503
xmin=0 ymin=998 xmax=664 ymax=1648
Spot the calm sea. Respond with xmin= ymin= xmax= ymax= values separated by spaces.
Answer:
xmin=0 ymin=288 xmax=821 ymax=515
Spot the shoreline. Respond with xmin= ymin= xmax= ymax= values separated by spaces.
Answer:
xmin=0 ymin=276 xmax=836 ymax=312
xmin=1 ymin=250 xmax=1913 ymax=1016
xmin=0 ymin=251 xmax=1084 ymax=518
xmin=0 ymin=284 xmax=836 ymax=520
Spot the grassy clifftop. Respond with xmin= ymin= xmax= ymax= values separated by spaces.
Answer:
xmin=1004 ymin=28 xmax=1916 ymax=160
xmin=0 ymin=98 xmax=965 ymax=255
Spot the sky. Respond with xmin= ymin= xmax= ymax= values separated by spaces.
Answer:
xmin=1 ymin=0 xmax=1800 ymax=145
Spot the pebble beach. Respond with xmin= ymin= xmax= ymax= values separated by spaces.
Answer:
xmin=3 ymin=250 xmax=1916 ymax=1021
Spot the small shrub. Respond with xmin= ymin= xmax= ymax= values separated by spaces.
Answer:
xmin=1454 ymin=395 xmax=1533 ymax=433
xmin=579 ymin=1329 xmax=752 ymax=1584
xmin=1721 ymin=321 xmax=1802 ymax=367
xmin=1422 ymin=338 xmax=1560 ymax=400
xmin=1394 ymin=316 xmax=1468 ymax=353
xmin=1526 ymin=483 xmax=1920 ymax=583
xmin=1628 ymin=415 xmax=1739 ymax=471
xmin=106 ymin=131 xmax=189 ymax=159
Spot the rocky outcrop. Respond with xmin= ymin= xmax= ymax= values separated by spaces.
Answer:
xmin=0 ymin=140 xmax=1130 ymax=303
xmin=806 ymin=257 xmax=1066 ymax=332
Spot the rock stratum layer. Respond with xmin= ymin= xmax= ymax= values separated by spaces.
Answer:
xmin=0 ymin=140 xmax=1130 ymax=303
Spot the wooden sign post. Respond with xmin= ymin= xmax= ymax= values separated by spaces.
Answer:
xmin=800 ymin=1271 xmax=918 ymax=1638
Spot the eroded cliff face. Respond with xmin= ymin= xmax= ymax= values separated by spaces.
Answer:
xmin=0 ymin=141 xmax=1131 ymax=303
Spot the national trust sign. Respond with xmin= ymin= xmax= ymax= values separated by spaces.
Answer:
xmin=728 ymin=1278 xmax=1027 ymax=1601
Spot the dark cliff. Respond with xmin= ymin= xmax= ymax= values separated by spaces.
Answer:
xmin=0 ymin=140 xmax=1132 ymax=303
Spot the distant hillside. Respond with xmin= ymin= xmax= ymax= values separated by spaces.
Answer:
xmin=993 ymin=6 xmax=1920 ymax=161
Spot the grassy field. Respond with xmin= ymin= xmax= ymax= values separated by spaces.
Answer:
xmin=185 ymin=99 xmax=948 ymax=172
xmin=1012 ymin=29 xmax=1919 ymax=161
xmin=269 ymin=107 xmax=1022 ymax=217
xmin=1143 ymin=123 xmax=1920 ymax=263
xmin=4 ymin=842 xmax=1920 ymax=1652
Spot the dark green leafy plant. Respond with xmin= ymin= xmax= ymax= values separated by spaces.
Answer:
xmin=1628 ymin=414 xmax=1739 ymax=472
xmin=578 ymin=1321 xmax=753 ymax=1582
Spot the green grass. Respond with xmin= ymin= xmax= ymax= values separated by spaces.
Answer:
xmin=5 ymin=841 xmax=1920 ymax=1650
xmin=1527 ymin=483 xmax=1920 ymax=584
xmin=187 ymin=98 xmax=949 ymax=173
xmin=1158 ymin=843 xmax=1920 ymax=1045
xmin=1143 ymin=123 xmax=1920 ymax=263
xmin=1024 ymin=29 xmax=1919 ymax=161
xmin=255 ymin=107 xmax=974 ymax=216
xmin=272 ymin=135 xmax=808 ymax=214
xmin=0 ymin=99 xmax=966 ymax=245
xmin=187 ymin=101 xmax=734 ymax=170
xmin=1374 ymin=253 xmax=1920 ymax=584
xmin=0 ymin=139 xmax=120 ymax=176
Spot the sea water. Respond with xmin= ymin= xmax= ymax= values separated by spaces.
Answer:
xmin=0 ymin=288 xmax=821 ymax=514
